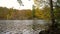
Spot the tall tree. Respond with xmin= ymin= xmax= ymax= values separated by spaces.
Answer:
xmin=50 ymin=0 xmax=55 ymax=26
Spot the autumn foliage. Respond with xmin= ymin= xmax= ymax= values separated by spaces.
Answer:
xmin=0 ymin=7 xmax=32 ymax=20
xmin=0 ymin=7 xmax=59 ymax=20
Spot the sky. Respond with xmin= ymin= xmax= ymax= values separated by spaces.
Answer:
xmin=0 ymin=0 xmax=34 ymax=10
xmin=0 ymin=0 xmax=57 ymax=10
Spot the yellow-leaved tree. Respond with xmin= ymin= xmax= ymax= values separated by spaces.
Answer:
xmin=35 ymin=6 xmax=51 ymax=20
xmin=7 ymin=8 xmax=14 ymax=20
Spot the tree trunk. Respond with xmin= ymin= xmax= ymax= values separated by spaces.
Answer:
xmin=50 ymin=0 xmax=55 ymax=27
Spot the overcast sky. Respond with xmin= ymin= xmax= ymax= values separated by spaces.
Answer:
xmin=0 ymin=0 xmax=57 ymax=10
xmin=0 ymin=0 xmax=34 ymax=10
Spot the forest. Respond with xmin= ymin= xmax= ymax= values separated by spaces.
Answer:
xmin=0 ymin=6 xmax=60 ymax=20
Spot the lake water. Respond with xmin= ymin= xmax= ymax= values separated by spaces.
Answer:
xmin=0 ymin=20 xmax=51 ymax=34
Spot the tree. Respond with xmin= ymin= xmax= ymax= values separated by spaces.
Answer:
xmin=54 ymin=0 xmax=60 ymax=20
xmin=7 ymin=8 xmax=14 ymax=19
xmin=49 ymin=0 xmax=55 ymax=25
xmin=17 ymin=0 xmax=24 ymax=6
xmin=35 ymin=6 xmax=51 ymax=20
